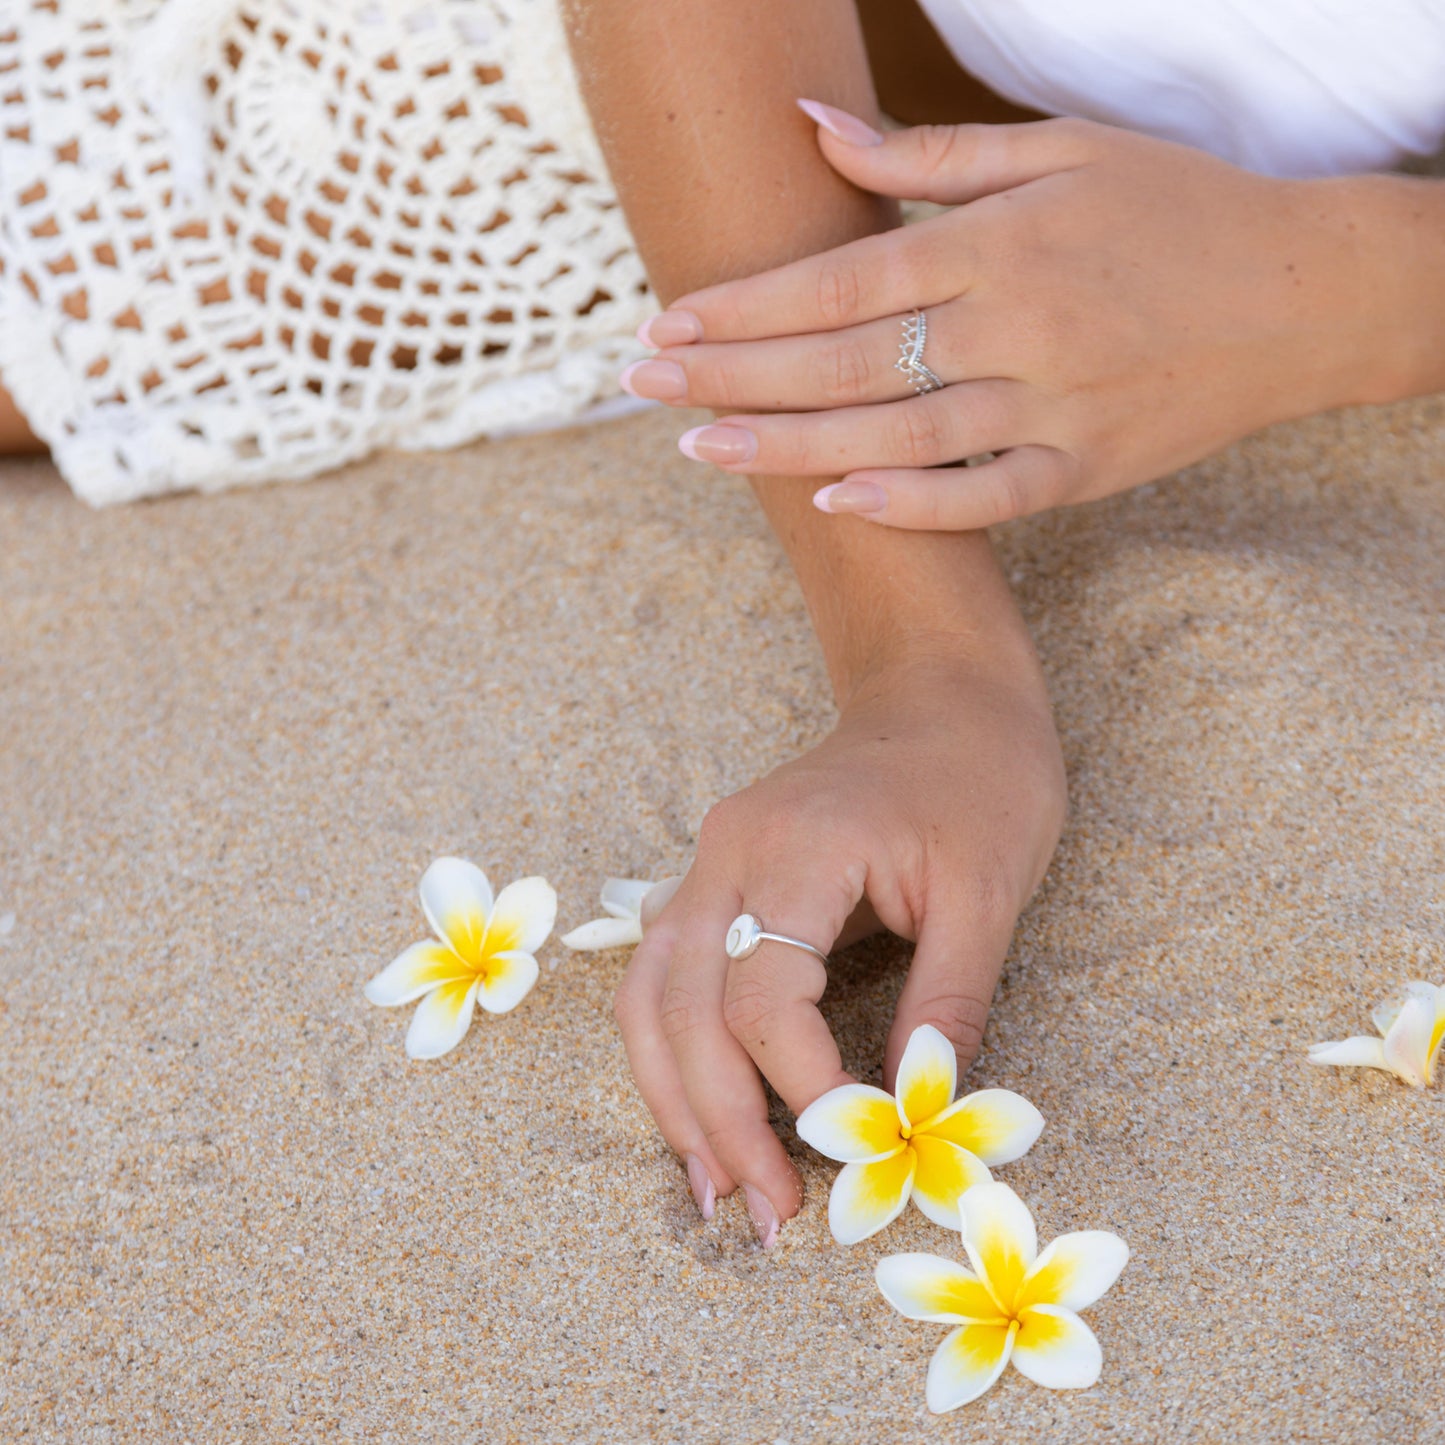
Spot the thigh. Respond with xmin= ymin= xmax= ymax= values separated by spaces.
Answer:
xmin=856 ymin=0 xmax=1042 ymax=125
xmin=0 ymin=384 xmax=42 ymax=456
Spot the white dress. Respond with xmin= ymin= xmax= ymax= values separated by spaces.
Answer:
xmin=0 ymin=0 xmax=651 ymax=504
xmin=3 ymin=0 xmax=1443 ymax=504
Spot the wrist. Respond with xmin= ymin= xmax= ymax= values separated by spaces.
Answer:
xmin=1303 ymin=174 xmax=1445 ymax=409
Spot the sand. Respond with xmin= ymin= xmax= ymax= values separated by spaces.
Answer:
xmin=1 ymin=395 xmax=1442 ymax=1442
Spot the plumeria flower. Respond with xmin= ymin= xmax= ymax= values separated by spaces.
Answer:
xmin=795 ymin=1024 xmax=1043 ymax=1244
xmin=876 ymin=1181 xmax=1129 ymax=1412
xmin=560 ymin=879 xmax=658 ymax=951
xmin=1308 ymin=979 xmax=1445 ymax=1089
xmin=364 ymin=857 xmax=556 ymax=1059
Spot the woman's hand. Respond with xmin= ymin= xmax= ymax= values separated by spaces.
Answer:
xmin=622 ymin=106 xmax=1400 ymax=530
xmin=614 ymin=638 xmax=1065 ymax=1243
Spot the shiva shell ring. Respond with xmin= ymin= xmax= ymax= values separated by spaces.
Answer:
xmin=725 ymin=913 xmax=830 ymax=965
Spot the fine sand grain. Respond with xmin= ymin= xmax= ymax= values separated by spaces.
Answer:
xmin=1 ymin=395 xmax=1442 ymax=1442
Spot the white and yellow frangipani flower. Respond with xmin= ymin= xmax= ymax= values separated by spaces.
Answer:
xmin=876 ymin=1181 xmax=1129 ymax=1413
xmin=1308 ymin=979 xmax=1445 ymax=1089
xmin=560 ymin=878 xmax=656 ymax=951
xmin=795 ymin=1024 xmax=1044 ymax=1244
xmin=364 ymin=857 xmax=556 ymax=1059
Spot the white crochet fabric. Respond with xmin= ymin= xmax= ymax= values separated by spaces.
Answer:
xmin=0 ymin=0 xmax=652 ymax=504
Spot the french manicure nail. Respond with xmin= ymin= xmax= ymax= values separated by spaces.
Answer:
xmin=678 ymin=425 xmax=757 ymax=466
xmin=620 ymin=359 xmax=688 ymax=401
xmin=637 ymin=310 xmax=703 ymax=348
xmin=743 ymin=1184 xmax=780 ymax=1249
xmin=813 ymin=480 xmax=887 ymax=515
xmin=796 ymin=98 xmax=884 ymax=148
xmin=685 ymin=1153 xmax=716 ymax=1221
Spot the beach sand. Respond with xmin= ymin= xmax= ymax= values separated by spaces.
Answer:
xmin=1 ymin=396 xmax=1442 ymax=1441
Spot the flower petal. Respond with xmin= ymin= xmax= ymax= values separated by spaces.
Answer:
xmin=1307 ymin=1036 xmax=1389 ymax=1071
xmin=923 ymin=1088 xmax=1044 ymax=1166
xmin=894 ymin=1024 xmax=957 ymax=1130
xmin=1371 ymin=980 xmax=1437 ymax=1039
xmin=485 ymin=876 xmax=557 ymax=956
xmin=875 ymin=1252 xmax=1007 ymax=1324
xmin=599 ymin=878 xmax=653 ymax=919
xmin=477 ymin=950 xmax=539 ymax=1014
xmin=1429 ymin=987 xmax=1445 ymax=1086
xmin=828 ymin=1151 xmax=917 ymax=1245
xmin=364 ymin=940 xmax=470 ymax=1007
xmin=419 ymin=857 xmax=494 ymax=962
xmin=1011 ymin=1304 xmax=1102 ymax=1390
xmin=1016 ymin=1231 xmax=1129 ymax=1313
xmin=925 ymin=1322 xmax=1016 ymax=1413
xmin=909 ymin=1135 xmax=993 ymax=1229
xmin=1381 ymin=991 xmax=1434 ymax=1087
xmin=960 ymin=1182 xmax=1038 ymax=1311
xmin=796 ymin=1083 xmax=905 ymax=1163
xmin=404 ymin=978 xmax=480 ymax=1059
xmin=560 ymin=916 xmax=644 ymax=951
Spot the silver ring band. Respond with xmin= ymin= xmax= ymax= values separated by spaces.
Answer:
xmin=725 ymin=912 xmax=829 ymax=965
xmin=895 ymin=307 xmax=945 ymax=395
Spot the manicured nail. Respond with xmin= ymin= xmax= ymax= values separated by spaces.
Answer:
xmin=685 ymin=1154 xmax=716 ymax=1222
xmin=813 ymin=480 xmax=887 ymax=515
xmin=743 ymin=1184 xmax=780 ymax=1249
xmin=620 ymin=359 xmax=688 ymax=401
xmin=797 ymin=98 xmax=884 ymax=147
xmin=637 ymin=310 xmax=702 ymax=348
xmin=679 ymin=425 xmax=757 ymax=466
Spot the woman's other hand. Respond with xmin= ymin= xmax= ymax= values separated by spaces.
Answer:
xmin=623 ymin=108 xmax=1401 ymax=530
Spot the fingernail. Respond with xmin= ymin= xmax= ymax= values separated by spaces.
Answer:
xmin=637 ymin=310 xmax=703 ymax=348
xmin=813 ymin=480 xmax=887 ymax=515
xmin=796 ymin=98 xmax=884 ymax=147
xmin=679 ymin=425 xmax=757 ymax=466
xmin=685 ymin=1154 xmax=716 ymax=1222
xmin=620 ymin=359 xmax=688 ymax=402
xmin=743 ymin=1184 xmax=779 ymax=1249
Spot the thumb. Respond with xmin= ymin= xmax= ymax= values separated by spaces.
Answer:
xmin=881 ymin=897 xmax=1013 ymax=1092
xmin=797 ymin=99 xmax=1091 ymax=206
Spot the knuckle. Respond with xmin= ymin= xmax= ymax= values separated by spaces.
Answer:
xmin=891 ymin=402 xmax=949 ymax=466
xmin=814 ymin=257 xmax=864 ymax=328
xmin=696 ymin=795 xmax=746 ymax=852
xmin=659 ymin=983 xmax=707 ymax=1042
xmin=962 ymin=869 xmax=1022 ymax=933
xmin=692 ymin=354 xmax=742 ymax=409
xmin=914 ymin=123 xmax=968 ymax=184
xmin=911 ymin=993 xmax=990 ymax=1064
xmin=722 ymin=974 xmax=775 ymax=1044
xmin=821 ymin=335 xmax=873 ymax=405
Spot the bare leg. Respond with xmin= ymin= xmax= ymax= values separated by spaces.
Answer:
xmin=0 ymin=384 xmax=43 ymax=456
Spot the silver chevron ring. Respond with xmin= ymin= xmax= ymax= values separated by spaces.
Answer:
xmin=725 ymin=913 xmax=830 ymax=965
xmin=894 ymin=307 xmax=946 ymax=395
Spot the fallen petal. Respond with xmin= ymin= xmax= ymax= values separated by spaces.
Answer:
xmin=828 ymin=1152 xmax=916 ymax=1245
xmin=926 ymin=1321 xmax=1016 ymax=1413
xmin=560 ymin=916 xmax=644 ymax=951
xmin=1307 ymin=1036 xmax=1390 ymax=1072
xmin=875 ymin=1252 xmax=1005 ymax=1325
xmin=796 ymin=1083 xmax=905 ymax=1164
xmin=894 ymin=1024 xmax=957 ymax=1132
xmin=599 ymin=878 xmax=654 ymax=918
xmin=485 ymin=877 xmax=557 ymax=956
xmin=419 ymin=858 xmax=494 ymax=961
xmin=924 ymin=1088 xmax=1044 ymax=1167
xmin=1382 ymin=991 xmax=1435 ymax=1088
xmin=477 ymin=949 xmax=540 ymax=1014
xmin=1016 ymin=1231 xmax=1129 ymax=1314
xmin=405 ymin=978 xmax=481 ymax=1059
xmin=364 ymin=940 xmax=470 ymax=1007
xmin=1011 ymin=1304 xmax=1103 ymax=1390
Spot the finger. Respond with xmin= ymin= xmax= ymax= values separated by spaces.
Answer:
xmin=661 ymin=885 xmax=805 ymax=1242
xmin=665 ymin=210 xmax=967 ymax=343
xmin=614 ymin=925 xmax=738 ymax=1211
xmin=625 ymin=300 xmax=994 ymax=414
xmin=802 ymin=104 xmax=1097 ymax=207
xmin=723 ymin=878 xmax=860 ymax=1115
xmin=678 ymin=380 xmax=1032 ymax=478
xmin=816 ymin=447 xmax=1082 ymax=531
xmin=883 ymin=896 xmax=1016 ymax=1092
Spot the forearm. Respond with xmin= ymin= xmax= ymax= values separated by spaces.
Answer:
xmin=1340 ymin=174 xmax=1445 ymax=406
xmin=562 ymin=0 xmax=1033 ymax=700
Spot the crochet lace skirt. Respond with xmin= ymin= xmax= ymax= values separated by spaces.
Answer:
xmin=0 ymin=0 xmax=651 ymax=504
